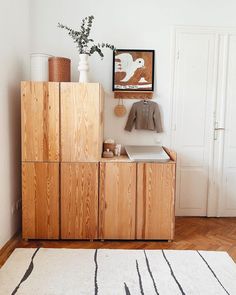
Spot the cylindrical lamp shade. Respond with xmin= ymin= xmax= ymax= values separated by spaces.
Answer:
xmin=49 ymin=57 xmax=71 ymax=82
xmin=30 ymin=53 xmax=52 ymax=81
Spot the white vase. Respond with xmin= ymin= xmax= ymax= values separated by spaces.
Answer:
xmin=78 ymin=54 xmax=89 ymax=82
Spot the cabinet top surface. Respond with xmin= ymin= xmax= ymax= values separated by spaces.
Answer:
xmin=21 ymin=81 xmax=102 ymax=85
xmin=100 ymin=155 xmax=176 ymax=163
xmin=100 ymin=155 xmax=133 ymax=163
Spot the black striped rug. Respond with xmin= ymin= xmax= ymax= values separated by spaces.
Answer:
xmin=0 ymin=249 xmax=236 ymax=294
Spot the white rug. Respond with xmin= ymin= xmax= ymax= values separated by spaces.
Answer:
xmin=0 ymin=249 xmax=236 ymax=295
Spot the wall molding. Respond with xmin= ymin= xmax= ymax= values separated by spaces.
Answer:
xmin=0 ymin=232 xmax=20 ymax=267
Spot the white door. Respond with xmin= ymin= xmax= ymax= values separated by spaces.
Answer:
xmin=216 ymin=33 xmax=236 ymax=216
xmin=171 ymin=28 xmax=217 ymax=216
xmin=171 ymin=27 xmax=236 ymax=217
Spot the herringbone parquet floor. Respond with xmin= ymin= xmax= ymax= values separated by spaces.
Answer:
xmin=15 ymin=217 xmax=236 ymax=262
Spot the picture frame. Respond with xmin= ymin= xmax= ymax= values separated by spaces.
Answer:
xmin=112 ymin=49 xmax=155 ymax=92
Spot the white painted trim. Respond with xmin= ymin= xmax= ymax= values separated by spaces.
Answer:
xmin=215 ymin=34 xmax=229 ymax=217
xmin=169 ymin=26 xmax=177 ymax=149
xmin=206 ymin=33 xmax=220 ymax=217
xmin=173 ymin=25 xmax=236 ymax=35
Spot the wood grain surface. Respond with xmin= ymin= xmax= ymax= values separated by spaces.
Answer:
xmin=60 ymin=83 xmax=104 ymax=162
xmin=114 ymin=91 xmax=153 ymax=99
xmin=136 ymin=163 xmax=176 ymax=240
xmin=22 ymin=162 xmax=59 ymax=239
xmin=61 ymin=163 xmax=99 ymax=239
xmin=21 ymin=81 xmax=59 ymax=161
xmin=163 ymin=146 xmax=177 ymax=162
xmin=99 ymin=162 xmax=136 ymax=239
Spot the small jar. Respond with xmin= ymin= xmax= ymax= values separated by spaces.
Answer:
xmin=102 ymin=149 xmax=114 ymax=158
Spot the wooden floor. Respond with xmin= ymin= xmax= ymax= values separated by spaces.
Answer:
xmin=1 ymin=217 xmax=236 ymax=267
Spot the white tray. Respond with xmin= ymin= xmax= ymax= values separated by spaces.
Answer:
xmin=125 ymin=145 xmax=170 ymax=162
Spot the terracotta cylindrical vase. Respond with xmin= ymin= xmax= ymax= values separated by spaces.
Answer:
xmin=48 ymin=57 xmax=71 ymax=82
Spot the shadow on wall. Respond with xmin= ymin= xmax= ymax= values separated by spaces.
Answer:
xmin=7 ymin=58 xmax=23 ymax=234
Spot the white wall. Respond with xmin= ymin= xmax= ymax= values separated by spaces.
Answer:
xmin=0 ymin=0 xmax=30 ymax=248
xmin=30 ymin=0 xmax=236 ymax=147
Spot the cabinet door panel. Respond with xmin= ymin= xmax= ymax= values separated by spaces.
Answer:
xmin=61 ymin=163 xmax=98 ymax=239
xmin=61 ymin=83 xmax=103 ymax=162
xmin=21 ymin=82 xmax=59 ymax=161
xmin=99 ymin=163 xmax=136 ymax=239
xmin=137 ymin=163 xmax=175 ymax=240
xmin=22 ymin=162 xmax=59 ymax=239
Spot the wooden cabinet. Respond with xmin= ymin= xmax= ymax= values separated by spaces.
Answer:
xmin=21 ymin=81 xmax=176 ymax=241
xmin=99 ymin=162 xmax=136 ymax=239
xmin=60 ymin=83 xmax=104 ymax=162
xmin=22 ymin=81 xmax=103 ymax=239
xmin=21 ymin=81 xmax=59 ymax=162
xmin=61 ymin=163 xmax=98 ymax=239
xmin=22 ymin=162 xmax=59 ymax=239
xmin=136 ymin=162 xmax=176 ymax=240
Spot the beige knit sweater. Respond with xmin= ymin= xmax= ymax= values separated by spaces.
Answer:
xmin=125 ymin=101 xmax=163 ymax=133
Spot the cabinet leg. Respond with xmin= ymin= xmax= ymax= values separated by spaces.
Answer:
xmin=90 ymin=239 xmax=94 ymax=242
xmin=100 ymin=239 xmax=104 ymax=242
xmin=168 ymin=239 xmax=172 ymax=243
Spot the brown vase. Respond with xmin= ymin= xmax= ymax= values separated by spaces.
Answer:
xmin=48 ymin=57 xmax=71 ymax=82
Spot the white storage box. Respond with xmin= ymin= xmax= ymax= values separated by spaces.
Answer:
xmin=30 ymin=53 xmax=52 ymax=81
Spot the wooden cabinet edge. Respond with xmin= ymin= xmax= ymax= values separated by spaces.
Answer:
xmin=98 ymin=162 xmax=105 ymax=239
xmin=163 ymin=146 xmax=177 ymax=162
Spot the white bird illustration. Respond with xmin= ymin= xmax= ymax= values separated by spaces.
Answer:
xmin=115 ymin=53 xmax=145 ymax=82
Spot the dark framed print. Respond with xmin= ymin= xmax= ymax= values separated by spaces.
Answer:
xmin=112 ymin=49 xmax=155 ymax=91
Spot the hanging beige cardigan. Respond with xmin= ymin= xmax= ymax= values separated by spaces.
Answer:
xmin=125 ymin=101 xmax=163 ymax=133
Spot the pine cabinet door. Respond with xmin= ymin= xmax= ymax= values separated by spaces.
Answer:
xmin=137 ymin=163 xmax=176 ymax=240
xmin=60 ymin=83 xmax=104 ymax=162
xmin=61 ymin=163 xmax=98 ymax=239
xmin=99 ymin=162 xmax=136 ymax=239
xmin=22 ymin=162 xmax=59 ymax=239
xmin=21 ymin=82 xmax=59 ymax=162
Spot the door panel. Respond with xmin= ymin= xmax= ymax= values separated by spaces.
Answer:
xmin=61 ymin=163 xmax=98 ymax=239
xmin=172 ymin=29 xmax=216 ymax=216
xmin=21 ymin=82 xmax=59 ymax=161
xmin=218 ymin=34 xmax=236 ymax=216
xmin=99 ymin=162 xmax=136 ymax=239
xmin=137 ymin=163 xmax=175 ymax=240
xmin=179 ymin=170 xmax=207 ymax=209
xmin=60 ymin=83 xmax=103 ymax=162
xmin=22 ymin=162 xmax=59 ymax=239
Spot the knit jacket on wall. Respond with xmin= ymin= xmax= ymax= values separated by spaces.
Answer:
xmin=125 ymin=101 xmax=163 ymax=133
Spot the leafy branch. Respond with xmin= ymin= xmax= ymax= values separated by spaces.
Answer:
xmin=58 ymin=15 xmax=115 ymax=58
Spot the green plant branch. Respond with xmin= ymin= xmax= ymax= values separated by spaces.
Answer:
xmin=58 ymin=15 xmax=115 ymax=57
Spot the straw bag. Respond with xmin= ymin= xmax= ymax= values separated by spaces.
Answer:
xmin=114 ymin=99 xmax=127 ymax=117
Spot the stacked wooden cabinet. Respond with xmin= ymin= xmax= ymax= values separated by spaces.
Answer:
xmin=21 ymin=82 xmax=103 ymax=240
xmin=22 ymin=81 xmax=176 ymax=241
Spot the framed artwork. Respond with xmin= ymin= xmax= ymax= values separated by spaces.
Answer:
xmin=112 ymin=49 xmax=155 ymax=92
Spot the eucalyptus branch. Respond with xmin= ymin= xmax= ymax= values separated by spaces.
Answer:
xmin=58 ymin=15 xmax=115 ymax=57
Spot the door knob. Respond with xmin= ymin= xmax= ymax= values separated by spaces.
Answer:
xmin=214 ymin=123 xmax=225 ymax=140
xmin=214 ymin=127 xmax=225 ymax=130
